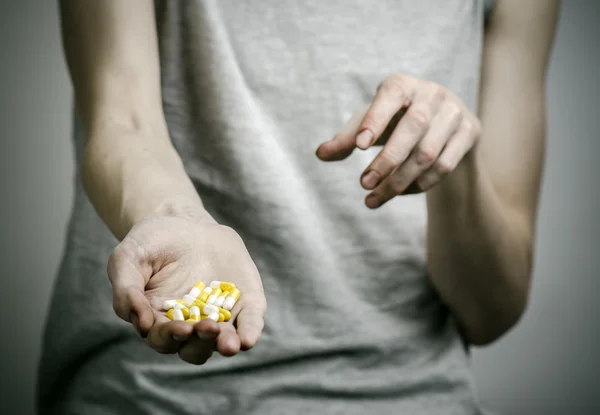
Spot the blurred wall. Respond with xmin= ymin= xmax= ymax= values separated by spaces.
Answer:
xmin=0 ymin=1 xmax=598 ymax=414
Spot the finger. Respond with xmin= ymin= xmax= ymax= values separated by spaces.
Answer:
xmin=356 ymin=74 xmax=416 ymax=149
xmin=107 ymin=243 xmax=154 ymax=336
xmin=360 ymin=85 xmax=446 ymax=190
xmin=146 ymin=314 xmax=194 ymax=354
xmin=236 ymin=306 xmax=266 ymax=351
xmin=363 ymin=101 xmax=464 ymax=206
xmin=177 ymin=320 xmax=221 ymax=365
xmin=416 ymin=119 xmax=480 ymax=191
xmin=316 ymin=109 xmax=366 ymax=161
xmin=216 ymin=322 xmax=241 ymax=357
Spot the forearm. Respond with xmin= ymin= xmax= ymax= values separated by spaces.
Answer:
xmin=426 ymin=151 xmax=533 ymax=345
xmin=82 ymin=121 xmax=215 ymax=241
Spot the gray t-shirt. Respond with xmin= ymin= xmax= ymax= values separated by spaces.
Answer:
xmin=38 ymin=1 xmax=497 ymax=414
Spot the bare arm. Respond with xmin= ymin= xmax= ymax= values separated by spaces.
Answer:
xmin=60 ymin=0 xmax=214 ymax=241
xmin=426 ymin=0 xmax=560 ymax=345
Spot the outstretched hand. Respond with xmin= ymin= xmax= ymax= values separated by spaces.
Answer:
xmin=108 ymin=216 xmax=267 ymax=365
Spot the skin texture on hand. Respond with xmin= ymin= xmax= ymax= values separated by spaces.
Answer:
xmin=316 ymin=74 xmax=482 ymax=207
xmin=108 ymin=216 xmax=267 ymax=365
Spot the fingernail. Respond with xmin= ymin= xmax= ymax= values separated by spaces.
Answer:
xmin=130 ymin=312 xmax=142 ymax=337
xmin=361 ymin=171 xmax=380 ymax=189
xmin=356 ymin=129 xmax=373 ymax=148
xmin=365 ymin=195 xmax=380 ymax=209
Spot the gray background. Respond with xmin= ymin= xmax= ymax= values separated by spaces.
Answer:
xmin=0 ymin=1 xmax=598 ymax=414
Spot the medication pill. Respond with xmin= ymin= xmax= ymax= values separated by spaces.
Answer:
xmin=207 ymin=288 xmax=222 ymax=304
xmin=185 ymin=319 xmax=199 ymax=325
xmin=218 ymin=313 xmax=225 ymax=322
xmin=209 ymin=280 xmax=223 ymax=289
xmin=202 ymin=303 xmax=220 ymax=316
xmin=199 ymin=292 xmax=210 ymax=302
xmin=163 ymin=299 xmax=179 ymax=310
xmin=188 ymin=286 xmax=202 ymax=299
xmin=189 ymin=305 xmax=200 ymax=320
xmin=182 ymin=294 xmax=196 ymax=307
xmin=220 ymin=282 xmax=236 ymax=292
xmin=203 ymin=287 xmax=213 ymax=294
xmin=218 ymin=308 xmax=231 ymax=321
xmin=193 ymin=281 xmax=206 ymax=291
xmin=215 ymin=291 xmax=228 ymax=307
xmin=167 ymin=308 xmax=185 ymax=321
xmin=207 ymin=311 xmax=220 ymax=321
xmin=222 ymin=288 xmax=241 ymax=311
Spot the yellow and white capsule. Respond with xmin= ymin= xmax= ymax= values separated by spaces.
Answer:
xmin=209 ymin=280 xmax=223 ymax=289
xmin=182 ymin=294 xmax=197 ymax=307
xmin=206 ymin=311 xmax=220 ymax=321
xmin=207 ymin=288 xmax=222 ymax=305
xmin=167 ymin=308 xmax=185 ymax=321
xmin=188 ymin=281 xmax=206 ymax=299
xmin=215 ymin=291 xmax=229 ymax=307
xmin=222 ymin=288 xmax=241 ymax=311
xmin=220 ymin=282 xmax=236 ymax=292
xmin=163 ymin=299 xmax=179 ymax=310
xmin=189 ymin=305 xmax=201 ymax=320
xmin=199 ymin=291 xmax=210 ymax=302
xmin=218 ymin=307 xmax=232 ymax=321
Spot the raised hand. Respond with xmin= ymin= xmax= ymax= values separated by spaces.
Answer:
xmin=317 ymin=74 xmax=482 ymax=207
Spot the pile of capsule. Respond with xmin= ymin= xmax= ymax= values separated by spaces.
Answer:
xmin=164 ymin=280 xmax=241 ymax=324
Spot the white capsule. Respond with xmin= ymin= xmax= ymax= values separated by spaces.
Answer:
xmin=188 ymin=286 xmax=201 ymax=299
xmin=182 ymin=294 xmax=196 ymax=307
xmin=207 ymin=311 xmax=220 ymax=321
xmin=223 ymin=297 xmax=236 ymax=311
xmin=163 ymin=299 xmax=179 ymax=310
xmin=209 ymin=281 xmax=223 ymax=289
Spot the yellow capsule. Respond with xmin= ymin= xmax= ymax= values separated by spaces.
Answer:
xmin=220 ymin=282 xmax=236 ymax=292
xmin=199 ymin=291 xmax=209 ymax=302
xmin=218 ymin=308 xmax=232 ymax=321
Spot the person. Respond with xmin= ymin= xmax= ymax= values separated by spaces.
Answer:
xmin=37 ymin=0 xmax=559 ymax=413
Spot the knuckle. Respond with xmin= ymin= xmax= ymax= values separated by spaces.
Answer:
xmin=462 ymin=118 xmax=482 ymax=136
xmin=388 ymin=178 xmax=406 ymax=195
xmin=429 ymin=83 xmax=447 ymax=103
xmin=445 ymin=102 xmax=463 ymax=121
xmin=378 ymin=149 xmax=403 ymax=168
xmin=415 ymin=145 xmax=437 ymax=165
xmin=434 ymin=159 xmax=454 ymax=175
xmin=381 ymin=74 xmax=410 ymax=97
xmin=406 ymin=108 xmax=430 ymax=132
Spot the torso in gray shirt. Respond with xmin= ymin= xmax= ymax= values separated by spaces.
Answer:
xmin=38 ymin=1 xmax=496 ymax=414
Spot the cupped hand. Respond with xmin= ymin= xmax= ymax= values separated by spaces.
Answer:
xmin=316 ymin=74 xmax=482 ymax=207
xmin=107 ymin=215 xmax=266 ymax=365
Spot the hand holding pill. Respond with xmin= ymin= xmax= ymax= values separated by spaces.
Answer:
xmin=107 ymin=216 xmax=267 ymax=365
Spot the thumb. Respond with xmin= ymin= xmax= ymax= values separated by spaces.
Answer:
xmin=107 ymin=240 xmax=154 ymax=337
